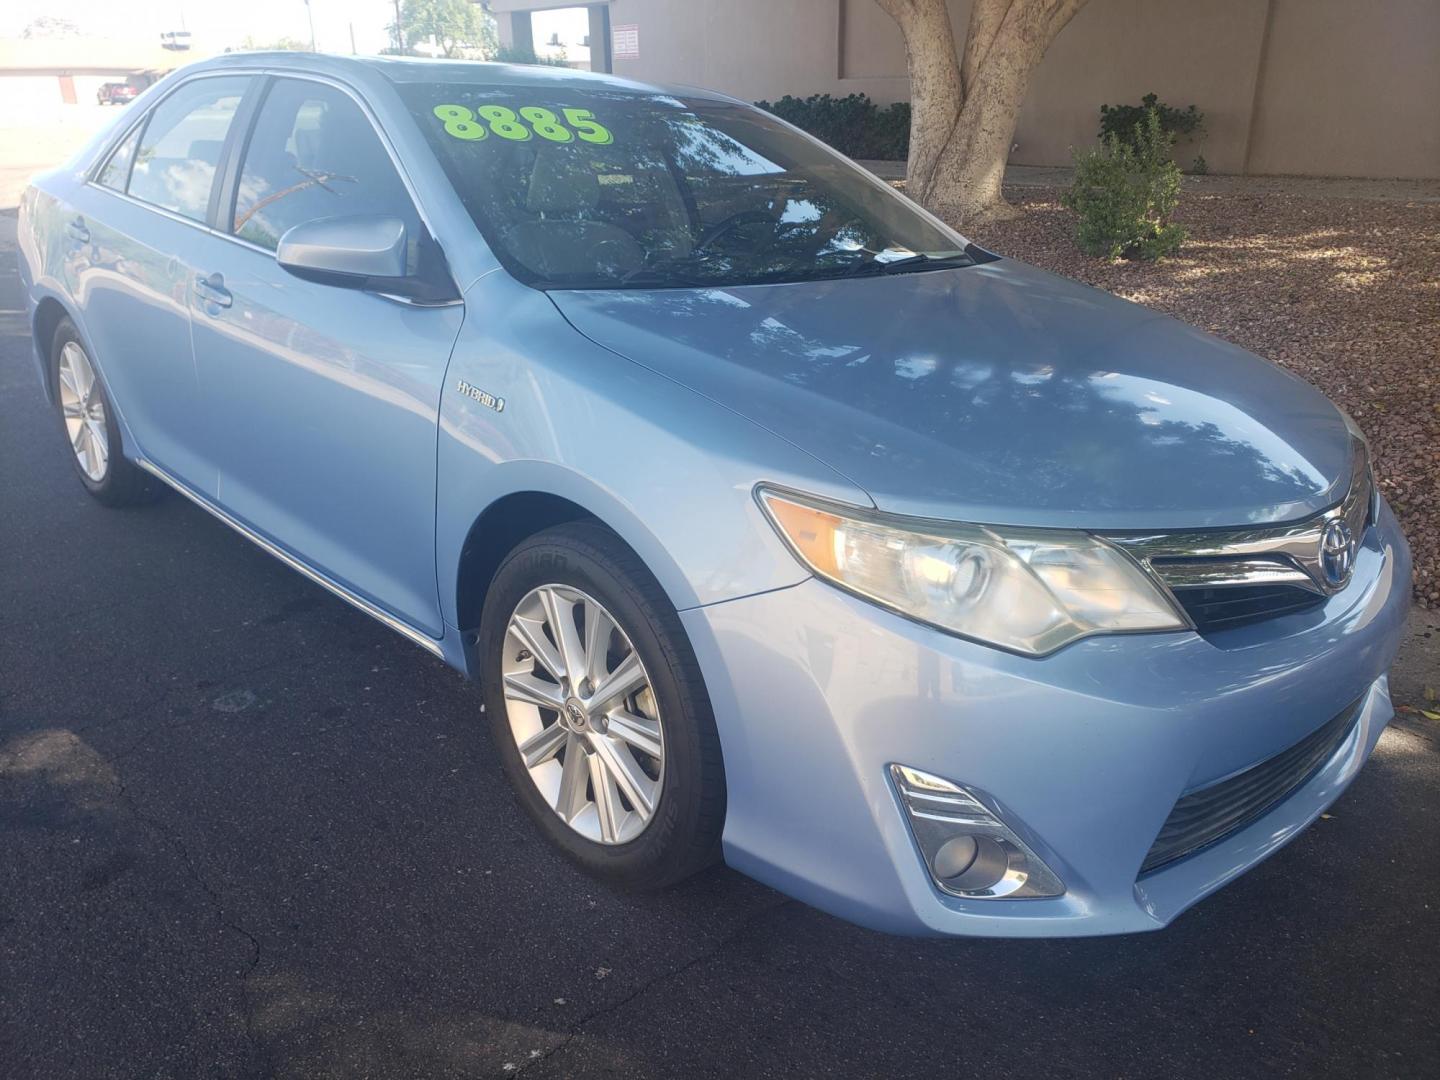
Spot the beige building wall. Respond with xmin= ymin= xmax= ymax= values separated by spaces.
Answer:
xmin=491 ymin=0 xmax=1440 ymax=179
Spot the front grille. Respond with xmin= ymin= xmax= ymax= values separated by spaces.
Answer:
xmin=1140 ymin=697 xmax=1362 ymax=875
xmin=1170 ymin=583 xmax=1324 ymax=632
xmin=1106 ymin=437 xmax=1376 ymax=636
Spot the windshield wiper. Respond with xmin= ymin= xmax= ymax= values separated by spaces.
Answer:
xmin=807 ymin=250 xmax=976 ymax=281
xmin=872 ymin=251 xmax=975 ymax=274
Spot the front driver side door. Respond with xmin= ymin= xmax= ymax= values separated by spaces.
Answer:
xmin=187 ymin=76 xmax=463 ymax=638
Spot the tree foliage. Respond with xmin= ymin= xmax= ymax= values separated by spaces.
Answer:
xmin=397 ymin=0 xmax=498 ymax=59
xmin=23 ymin=16 xmax=82 ymax=38
xmin=241 ymin=35 xmax=311 ymax=53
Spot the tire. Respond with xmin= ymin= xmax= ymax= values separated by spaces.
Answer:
xmin=51 ymin=317 xmax=162 ymax=507
xmin=479 ymin=522 xmax=726 ymax=889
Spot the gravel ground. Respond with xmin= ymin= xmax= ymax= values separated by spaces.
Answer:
xmin=968 ymin=187 xmax=1440 ymax=603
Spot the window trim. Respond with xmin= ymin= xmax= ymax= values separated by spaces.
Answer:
xmin=94 ymin=121 xmax=144 ymax=194
xmin=215 ymin=72 xmax=437 ymax=254
xmin=82 ymin=65 xmax=461 ymax=303
xmin=90 ymin=72 xmax=256 ymax=225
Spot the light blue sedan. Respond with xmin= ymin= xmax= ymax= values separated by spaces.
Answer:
xmin=17 ymin=54 xmax=1411 ymax=936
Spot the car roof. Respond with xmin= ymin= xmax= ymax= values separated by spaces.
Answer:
xmin=186 ymin=51 xmax=737 ymax=104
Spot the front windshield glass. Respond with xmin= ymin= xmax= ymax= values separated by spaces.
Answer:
xmin=399 ymin=82 xmax=973 ymax=290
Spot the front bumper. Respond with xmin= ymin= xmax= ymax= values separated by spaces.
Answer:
xmin=683 ymin=500 xmax=1411 ymax=937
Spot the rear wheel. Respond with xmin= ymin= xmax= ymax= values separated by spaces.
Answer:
xmin=51 ymin=318 xmax=161 ymax=506
xmin=479 ymin=522 xmax=726 ymax=889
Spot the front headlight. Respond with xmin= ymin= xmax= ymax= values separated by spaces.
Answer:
xmin=758 ymin=487 xmax=1187 ymax=656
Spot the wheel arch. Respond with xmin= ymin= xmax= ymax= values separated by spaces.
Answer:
xmin=453 ymin=490 xmax=601 ymax=635
xmin=445 ymin=468 xmax=708 ymax=677
xmin=31 ymin=294 xmax=73 ymax=405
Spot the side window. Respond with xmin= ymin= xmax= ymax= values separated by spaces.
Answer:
xmin=97 ymin=124 xmax=142 ymax=191
xmin=232 ymin=79 xmax=420 ymax=257
xmin=127 ymin=77 xmax=250 ymax=222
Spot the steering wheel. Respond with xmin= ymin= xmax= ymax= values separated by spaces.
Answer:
xmin=693 ymin=209 xmax=785 ymax=253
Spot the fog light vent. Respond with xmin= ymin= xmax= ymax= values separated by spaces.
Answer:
xmin=890 ymin=765 xmax=1064 ymax=899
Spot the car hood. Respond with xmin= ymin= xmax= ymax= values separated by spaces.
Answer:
xmin=550 ymin=259 xmax=1352 ymax=529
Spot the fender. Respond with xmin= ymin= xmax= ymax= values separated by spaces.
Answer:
xmin=434 ymin=273 xmax=872 ymax=644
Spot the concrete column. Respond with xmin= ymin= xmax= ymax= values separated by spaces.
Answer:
xmin=588 ymin=4 xmax=612 ymax=73
xmin=498 ymin=10 xmax=534 ymax=55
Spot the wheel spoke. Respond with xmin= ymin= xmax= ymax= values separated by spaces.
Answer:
xmin=588 ymin=651 xmax=645 ymax=715
xmin=591 ymin=734 xmax=655 ymax=820
xmin=61 ymin=400 xmax=84 ymax=419
xmin=58 ymin=363 xmax=80 ymax=401
xmin=582 ymin=600 xmax=615 ymax=687
xmin=502 ymin=584 xmax=665 ymax=846
xmin=503 ymin=671 xmax=565 ymax=712
xmin=67 ymin=346 xmax=93 ymax=401
xmin=517 ymin=721 xmax=567 ymax=768
xmin=89 ymin=425 xmax=108 ymax=475
xmin=539 ymin=587 xmax=586 ymax=687
xmin=70 ymin=421 xmax=88 ymax=453
xmin=587 ymin=747 xmax=623 ymax=842
xmin=606 ymin=708 xmax=662 ymax=762
xmin=509 ymin=613 xmax=566 ymax=682
xmin=555 ymin=735 xmax=589 ymax=821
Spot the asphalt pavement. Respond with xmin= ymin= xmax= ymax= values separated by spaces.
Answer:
xmin=2 ymin=210 xmax=1438 ymax=1079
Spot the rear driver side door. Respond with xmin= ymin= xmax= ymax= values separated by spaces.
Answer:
xmin=187 ymin=75 xmax=464 ymax=639
xmin=72 ymin=75 xmax=253 ymax=494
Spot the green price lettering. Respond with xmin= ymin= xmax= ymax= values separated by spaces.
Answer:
xmin=562 ymin=108 xmax=614 ymax=144
xmin=433 ymin=104 xmax=487 ymax=140
xmin=519 ymin=106 xmax=573 ymax=142
xmin=476 ymin=105 xmax=531 ymax=141
xmin=433 ymin=103 xmax=615 ymax=145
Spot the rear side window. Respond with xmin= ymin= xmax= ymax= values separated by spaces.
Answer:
xmin=231 ymin=78 xmax=420 ymax=255
xmin=127 ymin=76 xmax=249 ymax=222
xmin=97 ymin=124 xmax=142 ymax=191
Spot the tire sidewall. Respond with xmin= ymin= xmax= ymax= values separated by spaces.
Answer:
xmin=479 ymin=528 xmax=713 ymax=887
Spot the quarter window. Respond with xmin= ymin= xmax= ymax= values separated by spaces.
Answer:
xmin=127 ymin=76 xmax=250 ymax=221
xmin=97 ymin=124 xmax=142 ymax=192
xmin=232 ymin=79 xmax=420 ymax=256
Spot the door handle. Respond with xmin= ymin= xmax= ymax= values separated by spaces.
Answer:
xmin=66 ymin=216 xmax=90 ymax=243
xmin=194 ymin=271 xmax=232 ymax=309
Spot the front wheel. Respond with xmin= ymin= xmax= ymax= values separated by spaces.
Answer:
xmin=479 ymin=522 xmax=726 ymax=889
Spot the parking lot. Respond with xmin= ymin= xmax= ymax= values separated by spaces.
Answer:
xmin=3 ymin=184 xmax=1439 ymax=1078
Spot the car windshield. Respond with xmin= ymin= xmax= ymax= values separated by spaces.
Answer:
xmin=399 ymin=82 xmax=974 ymax=290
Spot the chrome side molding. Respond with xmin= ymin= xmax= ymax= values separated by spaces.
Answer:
xmin=136 ymin=459 xmax=445 ymax=658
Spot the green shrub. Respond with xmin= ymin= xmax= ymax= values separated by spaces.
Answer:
xmin=492 ymin=44 xmax=570 ymax=66
xmin=1099 ymin=92 xmax=1204 ymax=151
xmin=754 ymin=93 xmax=910 ymax=160
xmin=1063 ymin=109 xmax=1186 ymax=261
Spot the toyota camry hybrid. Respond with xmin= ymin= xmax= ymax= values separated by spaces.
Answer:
xmin=17 ymin=54 xmax=1412 ymax=937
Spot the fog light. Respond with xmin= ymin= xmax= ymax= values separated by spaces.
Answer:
xmin=890 ymin=765 xmax=1064 ymax=899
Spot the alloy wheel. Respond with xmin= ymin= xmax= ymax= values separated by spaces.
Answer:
xmin=58 ymin=341 xmax=108 ymax=482
xmin=502 ymin=585 xmax=665 ymax=845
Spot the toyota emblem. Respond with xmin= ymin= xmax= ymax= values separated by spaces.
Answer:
xmin=1320 ymin=519 xmax=1355 ymax=588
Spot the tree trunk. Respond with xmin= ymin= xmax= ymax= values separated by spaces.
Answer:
xmin=878 ymin=0 xmax=1087 ymax=225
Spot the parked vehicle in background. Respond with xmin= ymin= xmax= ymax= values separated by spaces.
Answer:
xmin=96 ymin=83 xmax=138 ymax=106
xmin=16 ymin=53 xmax=1412 ymax=938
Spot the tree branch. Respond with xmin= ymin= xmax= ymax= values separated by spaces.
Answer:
xmin=961 ymin=0 xmax=1011 ymax=97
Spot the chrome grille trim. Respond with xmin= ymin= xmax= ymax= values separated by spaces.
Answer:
xmin=1105 ymin=438 xmax=1374 ymax=627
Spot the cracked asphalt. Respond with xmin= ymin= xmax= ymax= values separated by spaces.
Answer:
xmin=2 ymin=209 xmax=1439 ymax=1080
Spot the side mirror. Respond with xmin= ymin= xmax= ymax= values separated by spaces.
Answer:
xmin=275 ymin=215 xmax=458 ymax=303
xmin=277 ymin=215 xmax=408 ymax=284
